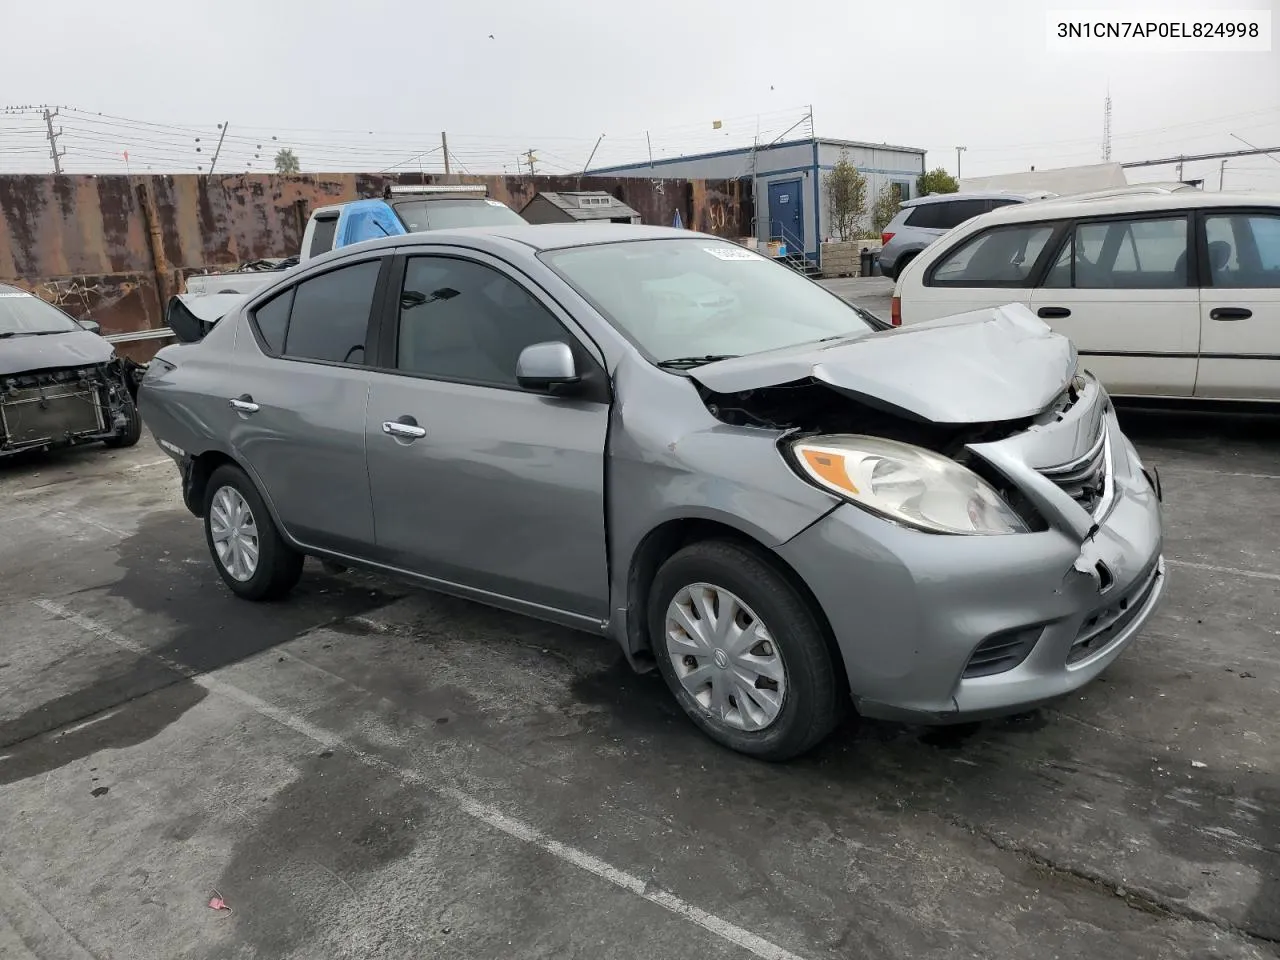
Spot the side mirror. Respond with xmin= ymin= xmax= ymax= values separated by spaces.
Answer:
xmin=79 ymin=319 xmax=101 ymax=335
xmin=516 ymin=341 xmax=580 ymax=394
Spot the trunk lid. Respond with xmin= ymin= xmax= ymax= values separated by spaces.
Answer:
xmin=690 ymin=302 xmax=1077 ymax=424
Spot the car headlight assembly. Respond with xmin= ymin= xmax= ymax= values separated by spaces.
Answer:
xmin=790 ymin=434 xmax=1028 ymax=536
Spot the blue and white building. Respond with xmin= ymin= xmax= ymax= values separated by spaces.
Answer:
xmin=589 ymin=137 xmax=927 ymax=264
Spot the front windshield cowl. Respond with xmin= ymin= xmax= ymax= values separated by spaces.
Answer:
xmin=541 ymin=238 xmax=875 ymax=366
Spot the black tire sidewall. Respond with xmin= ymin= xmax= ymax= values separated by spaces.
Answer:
xmin=203 ymin=464 xmax=299 ymax=601
xmin=648 ymin=540 xmax=840 ymax=761
xmin=103 ymin=395 xmax=142 ymax=448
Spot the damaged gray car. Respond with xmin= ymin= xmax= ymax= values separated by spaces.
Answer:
xmin=0 ymin=283 xmax=142 ymax=459
xmin=138 ymin=225 xmax=1166 ymax=760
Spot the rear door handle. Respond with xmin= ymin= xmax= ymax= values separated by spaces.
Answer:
xmin=382 ymin=419 xmax=427 ymax=440
xmin=1037 ymin=306 xmax=1071 ymax=319
xmin=228 ymin=395 xmax=259 ymax=414
xmin=1209 ymin=307 xmax=1252 ymax=321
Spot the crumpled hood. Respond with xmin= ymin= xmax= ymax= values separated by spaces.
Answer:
xmin=0 ymin=329 xmax=114 ymax=377
xmin=691 ymin=302 xmax=1078 ymax=423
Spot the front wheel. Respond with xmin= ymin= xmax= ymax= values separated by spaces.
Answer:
xmin=203 ymin=464 xmax=303 ymax=601
xmin=102 ymin=396 xmax=142 ymax=448
xmin=648 ymin=540 xmax=844 ymax=761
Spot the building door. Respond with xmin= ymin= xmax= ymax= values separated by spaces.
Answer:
xmin=768 ymin=180 xmax=803 ymax=254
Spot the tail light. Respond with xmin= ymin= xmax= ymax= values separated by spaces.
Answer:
xmin=891 ymin=296 xmax=902 ymax=327
xmin=881 ymin=232 xmax=894 ymax=245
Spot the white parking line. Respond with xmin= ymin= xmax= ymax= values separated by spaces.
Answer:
xmin=29 ymin=598 xmax=809 ymax=960
xmin=1167 ymin=559 xmax=1280 ymax=583
xmin=128 ymin=458 xmax=173 ymax=471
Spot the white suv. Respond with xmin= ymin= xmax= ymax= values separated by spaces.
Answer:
xmin=891 ymin=191 xmax=1280 ymax=402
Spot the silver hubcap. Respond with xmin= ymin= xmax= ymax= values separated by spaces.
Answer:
xmin=209 ymin=485 xmax=260 ymax=582
xmin=665 ymin=583 xmax=787 ymax=732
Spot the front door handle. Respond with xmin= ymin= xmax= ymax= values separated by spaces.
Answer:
xmin=228 ymin=395 xmax=259 ymax=414
xmin=382 ymin=418 xmax=427 ymax=440
xmin=1037 ymin=306 xmax=1071 ymax=319
xmin=1209 ymin=307 xmax=1252 ymax=321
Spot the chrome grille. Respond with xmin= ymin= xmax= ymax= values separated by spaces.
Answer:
xmin=1037 ymin=427 xmax=1112 ymax=518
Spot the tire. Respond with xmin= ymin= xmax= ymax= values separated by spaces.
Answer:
xmin=102 ymin=395 xmax=142 ymax=449
xmin=203 ymin=464 xmax=303 ymax=601
xmin=648 ymin=540 xmax=843 ymax=761
xmin=896 ymin=252 xmax=918 ymax=278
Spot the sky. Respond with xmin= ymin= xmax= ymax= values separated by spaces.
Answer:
xmin=2 ymin=0 xmax=1278 ymax=190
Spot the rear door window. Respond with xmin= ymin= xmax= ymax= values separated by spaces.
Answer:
xmin=1042 ymin=217 xmax=1189 ymax=289
xmin=933 ymin=199 xmax=991 ymax=229
xmin=281 ymin=259 xmax=383 ymax=365
xmin=927 ymin=223 xmax=1055 ymax=287
xmin=1204 ymin=213 xmax=1280 ymax=288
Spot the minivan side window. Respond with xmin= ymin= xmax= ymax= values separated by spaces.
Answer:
xmin=1204 ymin=213 xmax=1280 ymax=288
xmin=282 ymin=259 xmax=382 ymax=365
xmin=927 ymin=223 xmax=1055 ymax=287
xmin=1043 ymin=217 xmax=1188 ymax=290
xmin=395 ymin=256 xmax=570 ymax=387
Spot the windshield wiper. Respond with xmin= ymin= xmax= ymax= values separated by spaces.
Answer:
xmin=656 ymin=354 xmax=739 ymax=369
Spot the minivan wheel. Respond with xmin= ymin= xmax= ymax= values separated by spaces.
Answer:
xmin=203 ymin=464 xmax=303 ymax=601
xmin=648 ymin=540 xmax=843 ymax=761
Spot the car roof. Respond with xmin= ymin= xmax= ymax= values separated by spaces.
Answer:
xmin=901 ymin=190 xmax=1050 ymax=208
xmin=977 ymin=189 xmax=1280 ymax=224
xmin=0 ymin=282 xmax=26 ymax=295
xmin=308 ymin=223 xmax=704 ymax=260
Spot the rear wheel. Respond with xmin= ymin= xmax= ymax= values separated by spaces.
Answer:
xmin=648 ymin=540 xmax=843 ymax=761
xmin=203 ymin=464 xmax=303 ymax=601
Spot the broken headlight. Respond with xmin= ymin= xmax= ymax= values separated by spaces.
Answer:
xmin=789 ymin=434 xmax=1028 ymax=536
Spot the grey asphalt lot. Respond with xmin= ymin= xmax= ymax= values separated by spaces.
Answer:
xmin=819 ymin=275 xmax=894 ymax=317
xmin=1 ymin=407 xmax=1278 ymax=960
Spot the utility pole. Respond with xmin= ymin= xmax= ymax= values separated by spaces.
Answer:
xmin=441 ymin=132 xmax=451 ymax=176
xmin=208 ymin=121 xmax=229 ymax=175
xmin=1220 ymin=159 xmax=1229 ymax=190
xmin=955 ymin=145 xmax=966 ymax=180
xmin=43 ymin=107 xmax=65 ymax=175
xmin=646 ymin=131 xmax=654 ymax=170
xmin=522 ymin=148 xmax=537 ymax=176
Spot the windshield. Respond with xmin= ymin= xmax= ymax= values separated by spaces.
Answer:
xmin=0 ymin=290 xmax=81 ymax=336
xmin=541 ymin=238 xmax=874 ymax=364
xmin=393 ymin=198 xmax=527 ymax=231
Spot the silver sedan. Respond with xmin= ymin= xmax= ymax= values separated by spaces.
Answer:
xmin=139 ymin=224 xmax=1165 ymax=760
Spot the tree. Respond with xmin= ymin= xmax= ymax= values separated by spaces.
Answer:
xmin=274 ymin=148 xmax=301 ymax=174
xmin=871 ymin=181 xmax=901 ymax=236
xmin=823 ymin=150 xmax=867 ymax=242
xmin=916 ymin=167 xmax=959 ymax=196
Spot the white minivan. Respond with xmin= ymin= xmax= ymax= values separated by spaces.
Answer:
xmin=891 ymin=191 xmax=1280 ymax=401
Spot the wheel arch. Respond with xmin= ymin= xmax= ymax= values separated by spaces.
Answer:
xmin=184 ymin=448 xmax=300 ymax=550
xmin=621 ymin=517 xmax=846 ymax=687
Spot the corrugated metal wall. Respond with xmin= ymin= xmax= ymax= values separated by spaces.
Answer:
xmin=0 ymin=172 xmax=753 ymax=348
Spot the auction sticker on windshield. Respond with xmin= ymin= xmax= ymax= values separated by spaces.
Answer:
xmin=703 ymin=246 xmax=764 ymax=261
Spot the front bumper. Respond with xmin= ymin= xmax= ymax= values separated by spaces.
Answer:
xmin=776 ymin=412 xmax=1165 ymax=724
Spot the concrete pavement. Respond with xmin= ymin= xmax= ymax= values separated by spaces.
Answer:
xmin=0 ymin=411 xmax=1277 ymax=959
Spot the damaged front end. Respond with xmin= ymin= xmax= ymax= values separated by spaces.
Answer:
xmin=0 ymin=358 xmax=138 ymax=457
xmin=678 ymin=305 xmax=1165 ymax=722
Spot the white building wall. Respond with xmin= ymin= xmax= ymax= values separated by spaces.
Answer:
xmin=589 ymin=139 xmax=926 ymax=256
xmin=816 ymin=142 xmax=925 ymax=241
